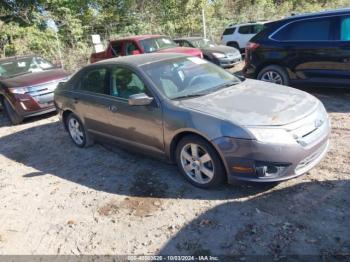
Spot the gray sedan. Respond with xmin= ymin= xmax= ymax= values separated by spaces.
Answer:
xmin=54 ymin=53 xmax=330 ymax=188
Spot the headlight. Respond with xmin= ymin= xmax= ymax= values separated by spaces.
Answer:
xmin=248 ymin=128 xmax=297 ymax=145
xmin=8 ymin=87 xmax=29 ymax=94
xmin=212 ymin=52 xmax=226 ymax=58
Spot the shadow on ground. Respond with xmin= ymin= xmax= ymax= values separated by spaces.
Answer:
xmin=158 ymin=180 xmax=350 ymax=258
xmin=0 ymin=120 xmax=278 ymax=200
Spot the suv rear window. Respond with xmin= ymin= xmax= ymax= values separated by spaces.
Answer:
xmin=273 ymin=18 xmax=332 ymax=41
xmin=223 ymin=28 xmax=236 ymax=35
xmin=238 ymin=24 xmax=265 ymax=34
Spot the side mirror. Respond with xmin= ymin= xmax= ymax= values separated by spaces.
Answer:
xmin=128 ymin=93 xmax=154 ymax=106
xmin=131 ymin=50 xmax=141 ymax=55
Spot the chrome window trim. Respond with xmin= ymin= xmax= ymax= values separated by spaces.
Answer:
xmin=269 ymin=14 xmax=349 ymax=42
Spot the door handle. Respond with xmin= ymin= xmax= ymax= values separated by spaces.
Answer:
xmin=108 ymin=105 xmax=118 ymax=113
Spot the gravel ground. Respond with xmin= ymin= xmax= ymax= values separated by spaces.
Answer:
xmin=0 ymin=75 xmax=349 ymax=258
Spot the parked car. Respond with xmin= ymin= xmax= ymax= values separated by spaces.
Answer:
xmin=55 ymin=53 xmax=330 ymax=189
xmin=221 ymin=21 xmax=267 ymax=52
xmin=90 ymin=35 xmax=202 ymax=63
xmin=244 ymin=8 xmax=350 ymax=87
xmin=174 ymin=37 xmax=242 ymax=68
xmin=0 ymin=55 xmax=69 ymax=124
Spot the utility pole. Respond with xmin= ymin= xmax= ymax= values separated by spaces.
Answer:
xmin=54 ymin=30 xmax=64 ymax=69
xmin=202 ymin=7 xmax=207 ymax=39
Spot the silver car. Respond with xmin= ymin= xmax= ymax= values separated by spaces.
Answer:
xmin=54 ymin=53 xmax=330 ymax=188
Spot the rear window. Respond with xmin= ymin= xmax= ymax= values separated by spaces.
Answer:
xmin=273 ymin=18 xmax=332 ymax=41
xmin=111 ymin=41 xmax=122 ymax=56
xmin=223 ymin=27 xmax=236 ymax=35
xmin=238 ymin=24 xmax=265 ymax=34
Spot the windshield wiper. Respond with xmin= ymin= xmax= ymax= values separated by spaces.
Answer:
xmin=211 ymin=80 xmax=239 ymax=91
xmin=172 ymin=93 xmax=208 ymax=100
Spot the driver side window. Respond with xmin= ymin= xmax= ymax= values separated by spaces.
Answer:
xmin=111 ymin=67 xmax=147 ymax=99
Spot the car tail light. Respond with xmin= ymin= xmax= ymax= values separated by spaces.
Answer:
xmin=245 ymin=42 xmax=260 ymax=63
xmin=246 ymin=42 xmax=260 ymax=51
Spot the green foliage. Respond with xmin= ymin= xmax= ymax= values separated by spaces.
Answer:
xmin=0 ymin=0 xmax=349 ymax=72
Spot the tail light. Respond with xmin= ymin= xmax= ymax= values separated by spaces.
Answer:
xmin=245 ymin=42 xmax=260 ymax=63
xmin=246 ymin=42 xmax=260 ymax=52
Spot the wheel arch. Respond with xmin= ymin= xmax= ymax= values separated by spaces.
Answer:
xmin=226 ymin=41 xmax=240 ymax=50
xmin=256 ymin=61 xmax=291 ymax=79
xmin=169 ymin=130 xmax=228 ymax=182
xmin=62 ymin=109 xmax=74 ymax=130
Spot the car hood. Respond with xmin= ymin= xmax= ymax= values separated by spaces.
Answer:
xmin=176 ymin=79 xmax=319 ymax=127
xmin=156 ymin=46 xmax=202 ymax=57
xmin=1 ymin=69 xmax=68 ymax=88
xmin=202 ymin=45 xmax=239 ymax=54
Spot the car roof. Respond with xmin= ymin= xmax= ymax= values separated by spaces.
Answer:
xmin=0 ymin=55 xmax=36 ymax=63
xmin=226 ymin=21 xmax=268 ymax=28
xmin=282 ymin=7 xmax=350 ymax=21
xmin=174 ymin=37 xmax=204 ymax=41
xmin=110 ymin=34 xmax=166 ymax=42
xmin=95 ymin=53 xmax=189 ymax=67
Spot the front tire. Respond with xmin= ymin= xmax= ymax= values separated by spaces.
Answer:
xmin=2 ymin=98 xmax=23 ymax=125
xmin=66 ymin=113 xmax=93 ymax=147
xmin=257 ymin=65 xmax=289 ymax=86
xmin=175 ymin=135 xmax=225 ymax=189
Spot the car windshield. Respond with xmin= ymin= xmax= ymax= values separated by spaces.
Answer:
xmin=189 ymin=38 xmax=216 ymax=48
xmin=0 ymin=56 xmax=55 ymax=78
xmin=143 ymin=56 xmax=241 ymax=99
xmin=140 ymin=37 xmax=178 ymax=53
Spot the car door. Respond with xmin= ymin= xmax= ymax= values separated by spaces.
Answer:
xmin=271 ymin=16 xmax=340 ymax=86
xmin=123 ymin=41 xmax=142 ymax=56
xmin=72 ymin=65 xmax=112 ymax=133
xmin=105 ymin=65 xmax=164 ymax=154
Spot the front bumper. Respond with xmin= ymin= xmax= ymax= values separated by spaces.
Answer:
xmin=212 ymin=125 xmax=330 ymax=183
xmin=218 ymin=56 xmax=242 ymax=68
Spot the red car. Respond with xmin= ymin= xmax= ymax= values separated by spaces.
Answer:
xmin=0 ymin=55 xmax=69 ymax=124
xmin=90 ymin=35 xmax=203 ymax=63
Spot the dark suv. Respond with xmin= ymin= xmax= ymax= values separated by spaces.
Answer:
xmin=243 ymin=8 xmax=350 ymax=87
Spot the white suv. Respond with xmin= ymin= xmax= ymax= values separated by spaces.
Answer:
xmin=221 ymin=22 xmax=267 ymax=52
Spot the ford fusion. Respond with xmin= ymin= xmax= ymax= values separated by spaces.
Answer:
xmin=54 ymin=53 xmax=330 ymax=188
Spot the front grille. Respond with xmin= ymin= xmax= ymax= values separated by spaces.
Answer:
xmin=286 ymin=105 xmax=329 ymax=147
xmin=25 ymin=81 xmax=60 ymax=105
xmin=295 ymin=140 xmax=329 ymax=175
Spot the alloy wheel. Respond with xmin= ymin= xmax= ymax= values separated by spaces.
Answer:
xmin=260 ymin=70 xmax=283 ymax=85
xmin=180 ymin=143 xmax=214 ymax=184
xmin=68 ymin=117 xmax=84 ymax=145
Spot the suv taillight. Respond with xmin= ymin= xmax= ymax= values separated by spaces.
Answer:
xmin=246 ymin=42 xmax=260 ymax=51
xmin=245 ymin=42 xmax=260 ymax=63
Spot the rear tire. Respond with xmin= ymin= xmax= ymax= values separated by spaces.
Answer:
xmin=175 ymin=135 xmax=225 ymax=189
xmin=66 ymin=113 xmax=93 ymax=148
xmin=257 ymin=65 xmax=290 ymax=86
xmin=2 ymin=98 xmax=23 ymax=125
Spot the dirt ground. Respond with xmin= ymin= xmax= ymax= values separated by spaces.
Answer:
xmin=0 ymin=69 xmax=349 ymax=258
